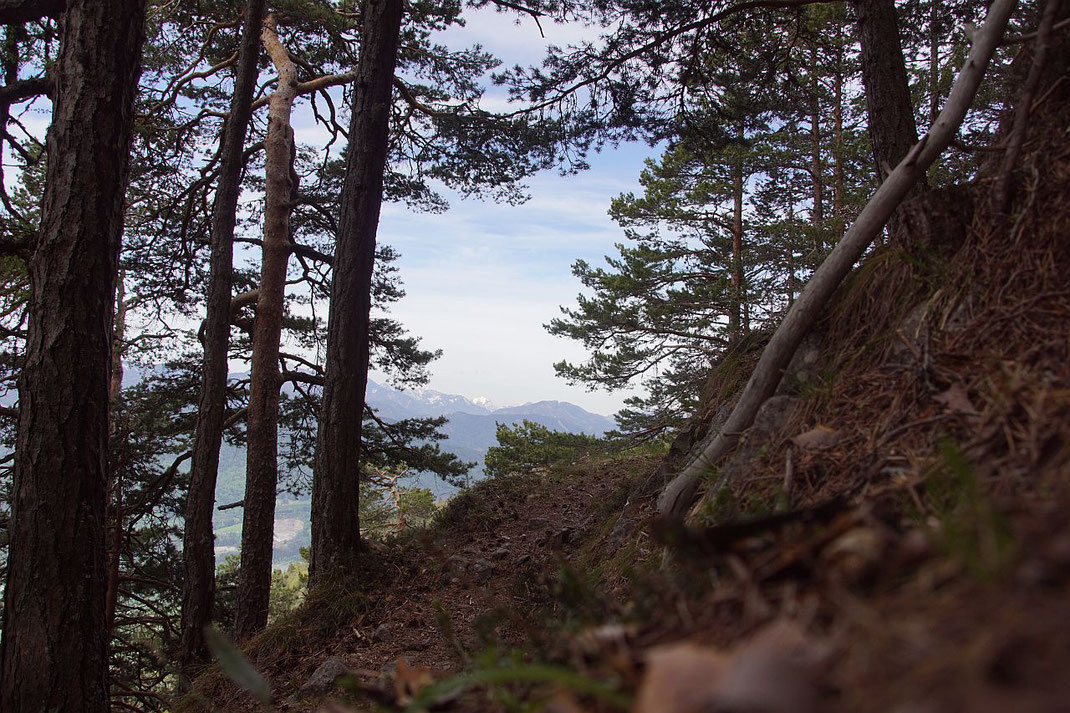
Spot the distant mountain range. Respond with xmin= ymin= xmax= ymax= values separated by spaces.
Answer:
xmin=366 ymin=379 xmax=617 ymax=480
xmin=115 ymin=366 xmax=617 ymax=564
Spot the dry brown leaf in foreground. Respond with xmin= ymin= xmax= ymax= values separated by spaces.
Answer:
xmin=791 ymin=425 xmax=842 ymax=451
xmin=394 ymin=657 xmax=435 ymax=705
xmin=633 ymin=621 xmax=829 ymax=713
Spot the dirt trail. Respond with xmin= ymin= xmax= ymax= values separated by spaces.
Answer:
xmin=218 ymin=455 xmax=654 ymax=711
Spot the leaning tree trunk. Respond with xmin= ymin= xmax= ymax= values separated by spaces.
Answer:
xmin=233 ymin=13 xmax=299 ymax=641
xmin=853 ymin=0 xmax=926 ymax=236
xmin=179 ymin=0 xmax=266 ymax=673
xmin=657 ymin=0 xmax=1018 ymax=520
xmin=0 ymin=1 xmax=147 ymax=711
xmin=309 ymin=0 xmax=404 ymax=589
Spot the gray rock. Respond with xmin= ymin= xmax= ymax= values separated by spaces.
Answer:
xmin=445 ymin=555 xmax=469 ymax=577
xmin=778 ymin=334 xmax=823 ymax=395
xmin=469 ymin=557 xmax=496 ymax=582
xmin=719 ymin=396 xmax=800 ymax=485
xmin=372 ymin=623 xmax=390 ymax=642
xmin=604 ymin=515 xmax=636 ymax=554
xmin=752 ymin=395 xmax=800 ymax=436
xmin=296 ymin=655 xmax=350 ymax=698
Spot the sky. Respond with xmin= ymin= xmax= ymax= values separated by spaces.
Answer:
xmin=359 ymin=8 xmax=658 ymax=416
xmin=371 ymin=144 xmax=653 ymax=416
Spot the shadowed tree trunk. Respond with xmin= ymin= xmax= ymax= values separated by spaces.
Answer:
xmin=0 ymin=0 xmax=147 ymax=710
xmin=729 ymin=122 xmax=746 ymax=340
xmin=832 ymin=23 xmax=846 ymax=239
xmin=309 ymin=0 xmax=404 ymax=588
xmin=853 ymin=0 xmax=925 ymax=235
xmin=809 ymin=40 xmax=825 ymax=228
xmin=233 ymin=12 xmax=299 ymax=641
xmin=179 ymin=0 xmax=266 ymax=674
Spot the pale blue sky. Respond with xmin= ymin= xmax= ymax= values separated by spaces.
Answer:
xmin=364 ymin=8 xmax=656 ymax=416
xmin=372 ymin=143 xmax=654 ymax=416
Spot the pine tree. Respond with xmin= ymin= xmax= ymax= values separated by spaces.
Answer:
xmin=0 ymin=1 xmax=148 ymax=710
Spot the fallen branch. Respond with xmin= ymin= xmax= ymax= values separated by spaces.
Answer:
xmin=656 ymin=0 xmax=1019 ymax=519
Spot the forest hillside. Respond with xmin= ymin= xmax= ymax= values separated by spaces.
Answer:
xmin=183 ymin=34 xmax=1070 ymax=711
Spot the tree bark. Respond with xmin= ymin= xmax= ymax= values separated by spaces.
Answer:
xmin=853 ymin=0 xmax=926 ymax=236
xmin=0 ymin=1 xmax=146 ymax=711
xmin=179 ymin=0 xmax=266 ymax=674
xmin=233 ymin=13 xmax=299 ymax=641
xmin=309 ymin=0 xmax=404 ymax=588
xmin=832 ymin=27 xmax=846 ymax=239
xmin=729 ymin=123 xmax=745 ymax=340
xmin=809 ymin=40 xmax=825 ymax=227
xmin=657 ymin=0 xmax=1017 ymax=520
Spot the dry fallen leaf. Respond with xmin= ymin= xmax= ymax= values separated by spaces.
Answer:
xmin=716 ymin=620 xmax=830 ymax=713
xmin=394 ymin=657 xmax=435 ymax=706
xmin=544 ymin=691 xmax=589 ymax=713
xmin=633 ymin=642 xmax=727 ymax=713
xmin=791 ymin=425 xmax=841 ymax=451
xmin=934 ymin=383 xmax=979 ymax=415
xmin=633 ymin=621 xmax=829 ymax=713
xmin=822 ymin=526 xmax=887 ymax=584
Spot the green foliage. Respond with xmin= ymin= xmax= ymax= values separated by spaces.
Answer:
xmin=483 ymin=420 xmax=609 ymax=478
xmin=922 ymin=440 xmax=1016 ymax=579
xmin=204 ymin=625 xmax=272 ymax=706
xmin=406 ymin=649 xmax=631 ymax=713
xmin=544 ymin=4 xmax=877 ymax=438
xmin=268 ymin=561 xmax=308 ymax=623
xmin=361 ymin=480 xmax=439 ymax=539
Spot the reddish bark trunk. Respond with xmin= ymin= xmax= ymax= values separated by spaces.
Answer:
xmin=853 ymin=0 xmax=926 ymax=235
xmin=234 ymin=13 xmax=299 ymax=640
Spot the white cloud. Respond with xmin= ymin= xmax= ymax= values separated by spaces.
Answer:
xmin=371 ymin=143 xmax=655 ymax=415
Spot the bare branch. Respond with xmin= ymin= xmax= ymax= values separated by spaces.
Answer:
xmin=0 ymin=75 xmax=52 ymax=108
xmin=0 ymin=0 xmax=63 ymax=25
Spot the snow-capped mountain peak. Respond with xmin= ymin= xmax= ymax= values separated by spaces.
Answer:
xmin=470 ymin=396 xmax=497 ymax=411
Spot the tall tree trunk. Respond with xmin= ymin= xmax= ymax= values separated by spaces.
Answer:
xmin=0 ymin=1 xmax=146 ymax=710
xmin=809 ymin=41 xmax=825 ymax=228
xmin=928 ymin=0 xmax=942 ymax=125
xmin=179 ymin=0 xmax=266 ymax=673
xmin=853 ymin=0 xmax=925 ymax=235
xmin=787 ymin=202 xmax=797 ymax=306
xmin=832 ymin=27 xmax=846 ymax=239
xmin=729 ymin=125 xmax=745 ymax=340
xmin=105 ymin=274 xmax=128 ymax=633
xmin=234 ymin=13 xmax=299 ymax=640
xmin=309 ymin=0 xmax=404 ymax=588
